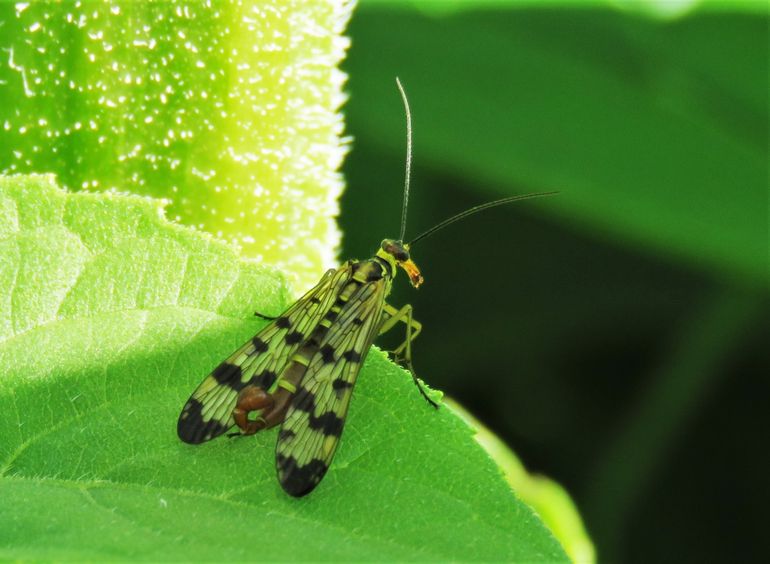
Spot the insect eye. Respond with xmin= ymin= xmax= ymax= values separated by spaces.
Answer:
xmin=380 ymin=239 xmax=408 ymax=260
xmin=381 ymin=239 xmax=409 ymax=262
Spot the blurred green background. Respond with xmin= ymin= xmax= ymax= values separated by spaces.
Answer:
xmin=340 ymin=2 xmax=767 ymax=562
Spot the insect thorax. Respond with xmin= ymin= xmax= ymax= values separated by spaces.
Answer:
xmin=352 ymin=257 xmax=391 ymax=282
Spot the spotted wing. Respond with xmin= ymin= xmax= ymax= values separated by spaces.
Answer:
xmin=177 ymin=265 xmax=353 ymax=444
xmin=275 ymin=277 xmax=389 ymax=496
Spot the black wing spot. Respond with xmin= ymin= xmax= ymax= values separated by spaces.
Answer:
xmin=320 ymin=344 xmax=336 ymax=364
xmin=352 ymin=317 xmax=364 ymax=326
xmin=310 ymin=296 xmax=322 ymax=304
xmin=324 ymin=309 xmax=338 ymax=322
xmin=342 ymin=350 xmax=361 ymax=363
xmin=278 ymin=429 xmax=296 ymax=442
xmin=277 ymin=454 xmax=329 ymax=497
xmin=177 ymin=398 xmax=230 ymax=444
xmin=259 ymin=370 xmax=278 ymax=390
xmin=276 ymin=317 xmax=292 ymax=329
xmin=332 ymin=378 xmax=353 ymax=392
xmin=252 ymin=336 xmax=269 ymax=353
xmin=306 ymin=337 xmax=320 ymax=348
xmin=294 ymin=387 xmax=316 ymax=412
xmin=285 ymin=330 xmax=304 ymax=345
xmin=309 ymin=411 xmax=345 ymax=437
xmin=313 ymin=325 xmax=330 ymax=340
xmin=211 ymin=362 xmax=242 ymax=385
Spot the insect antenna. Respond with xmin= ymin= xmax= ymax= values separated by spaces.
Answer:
xmin=396 ymin=77 xmax=412 ymax=242
xmin=407 ymin=191 xmax=559 ymax=247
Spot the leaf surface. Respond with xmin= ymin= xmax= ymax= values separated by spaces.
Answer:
xmin=0 ymin=175 xmax=567 ymax=561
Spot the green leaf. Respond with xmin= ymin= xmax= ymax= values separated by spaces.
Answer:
xmin=0 ymin=1 xmax=352 ymax=288
xmin=347 ymin=5 xmax=767 ymax=287
xmin=0 ymin=175 xmax=567 ymax=561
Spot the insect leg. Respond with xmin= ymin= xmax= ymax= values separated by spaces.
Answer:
xmin=379 ymin=303 xmax=422 ymax=346
xmin=254 ymin=311 xmax=279 ymax=320
xmin=379 ymin=303 xmax=437 ymax=408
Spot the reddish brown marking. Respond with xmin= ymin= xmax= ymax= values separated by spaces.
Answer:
xmin=233 ymin=385 xmax=295 ymax=435
xmin=233 ymin=385 xmax=273 ymax=434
